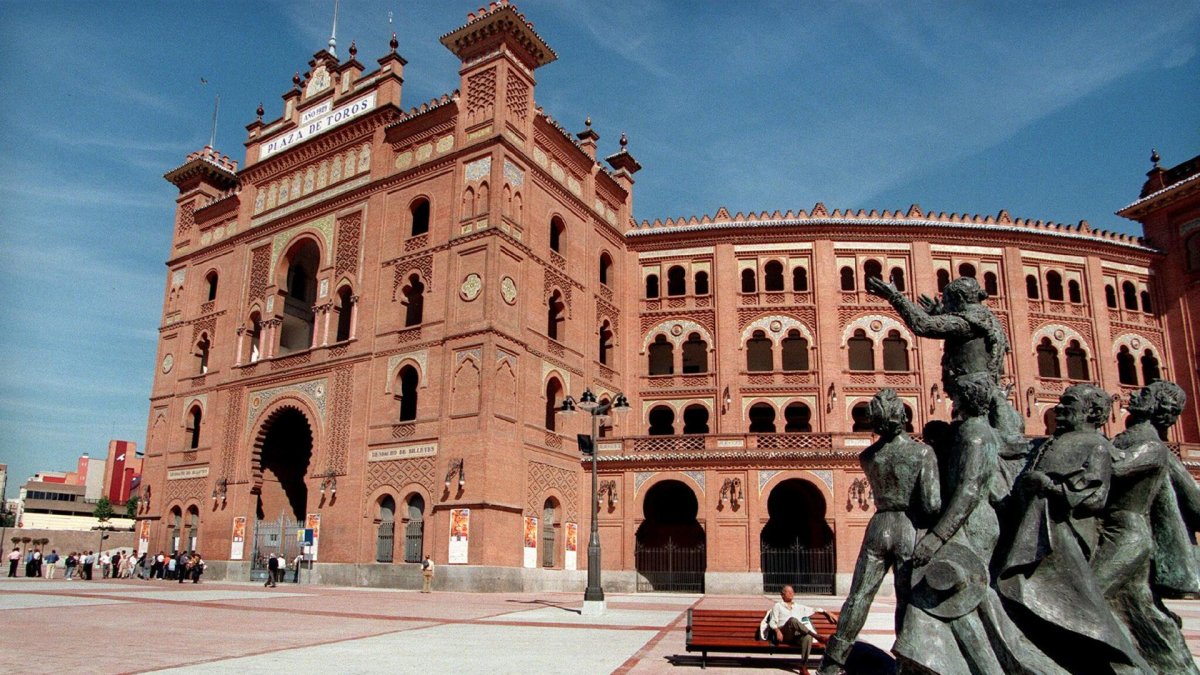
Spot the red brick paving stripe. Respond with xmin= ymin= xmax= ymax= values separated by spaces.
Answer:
xmin=611 ymin=597 xmax=702 ymax=674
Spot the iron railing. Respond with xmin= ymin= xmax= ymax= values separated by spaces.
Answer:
xmin=635 ymin=539 xmax=706 ymax=592
xmin=761 ymin=540 xmax=836 ymax=595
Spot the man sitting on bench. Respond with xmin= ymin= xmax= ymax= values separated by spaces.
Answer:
xmin=760 ymin=585 xmax=823 ymax=672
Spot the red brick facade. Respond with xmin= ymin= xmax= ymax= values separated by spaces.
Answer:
xmin=141 ymin=2 xmax=1198 ymax=592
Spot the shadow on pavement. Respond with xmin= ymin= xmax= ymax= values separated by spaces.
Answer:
xmin=664 ymin=642 xmax=895 ymax=674
xmin=506 ymin=598 xmax=582 ymax=614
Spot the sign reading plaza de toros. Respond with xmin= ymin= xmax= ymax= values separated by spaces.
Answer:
xmin=258 ymin=92 xmax=377 ymax=160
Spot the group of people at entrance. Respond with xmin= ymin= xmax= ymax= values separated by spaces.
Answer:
xmin=7 ymin=548 xmax=150 ymax=580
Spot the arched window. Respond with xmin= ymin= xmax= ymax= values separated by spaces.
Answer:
xmin=549 ymin=216 xmax=565 ymax=253
xmin=1117 ymin=346 xmax=1138 ymax=385
xmin=902 ymin=404 xmax=915 ymax=433
xmin=195 ymin=334 xmax=210 ymax=375
xmin=397 ymin=365 xmax=419 ymax=422
xmin=546 ymin=291 xmax=565 ymax=341
xmin=694 ymin=271 xmax=709 ymax=295
xmin=187 ymin=406 xmax=202 ymax=449
xmin=890 ymin=267 xmax=906 ymax=292
xmin=748 ymin=403 xmax=776 ymax=433
xmin=1036 ymin=338 xmax=1061 ymax=378
xmin=1105 ymin=285 xmax=1118 ymax=308
xmin=681 ymin=333 xmax=708 ymax=374
xmin=840 ymin=266 xmax=856 ymax=291
xmin=648 ymin=405 xmax=675 ymax=435
xmin=983 ymin=271 xmax=998 ymax=297
xmin=682 ymin=404 xmax=710 ymax=434
xmin=848 ymin=329 xmax=874 ymax=371
xmin=746 ymin=330 xmax=773 ymax=372
xmin=205 ymin=271 xmax=218 ymax=302
xmin=645 ymin=274 xmax=660 ymax=299
xmin=406 ymin=494 xmax=429 ymax=563
xmin=792 ymin=267 xmax=808 ymax=291
xmin=1064 ymin=340 xmax=1088 ymax=380
xmin=1025 ymin=274 xmax=1040 ymax=300
xmin=958 ymin=263 xmax=976 ymax=279
xmin=280 ymin=240 xmax=320 ymax=354
xmin=741 ymin=268 xmax=757 ymax=293
xmin=851 ymin=403 xmax=872 ymax=432
xmin=882 ymin=330 xmax=909 ymax=372
xmin=597 ymin=397 xmax=613 ymax=438
xmin=667 ymin=266 xmax=687 ymax=296
xmin=784 ymin=403 xmax=812 ymax=432
xmin=376 ymin=495 xmax=395 ymax=563
xmin=1140 ymin=290 xmax=1152 ymax=314
xmin=599 ymin=252 xmax=612 ymax=286
xmin=648 ymin=335 xmax=673 ymax=375
xmin=598 ymin=321 xmax=613 ymax=366
xmin=1046 ymin=271 xmax=1064 ymax=301
xmin=186 ymin=506 xmax=200 ymax=551
xmin=170 ymin=507 xmax=182 ymax=551
xmin=335 ymin=287 xmax=353 ymax=342
xmin=1141 ymin=350 xmax=1161 ymax=384
xmin=863 ymin=259 xmax=883 ymax=283
xmin=1068 ymin=280 xmax=1082 ymax=304
xmin=1122 ymin=281 xmax=1137 ymax=310
xmin=403 ymin=274 xmax=425 ymax=327
xmin=544 ymin=378 xmax=564 ymax=431
xmin=937 ymin=269 xmax=951 ymax=292
xmin=764 ymin=261 xmax=784 ymax=291
xmin=410 ymin=198 xmax=430 ymax=237
xmin=542 ymin=499 xmax=559 ymax=568
xmin=781 ymin=330 xmax=809 ymax=371
xmin=247 ymin=312 xmax=262 ymax=363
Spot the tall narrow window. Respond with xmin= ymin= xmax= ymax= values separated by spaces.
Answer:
xmin=682 ymin=405 xmax=710 ymax=434
xmin=937 ymin=269 xmax=951 ymax=292
xmin=1065 ymin=340 xmax=1088 ymax=380
xmin=542 ymin=499 xmax=558 ymax=568
xmin=741 ymin=269 xmax=757 ymax=293
xmin=882 ymin=330 xmax=909 ymax=372
xmin=983 ymin=272 xmax=998 ymax=297
xmin=410 ymin=198 xmax=430 ymax=237
xmin=848 ymin=329 xmax=874 ymax=371
xmin=403 ymin=275 xmax=425 ymax=327
xmin=648 ymin=335 xmax=673 ymax=375
xmin=681 ymin=333 xmax=707 ymax=374
xmin=890 ymin=268 xmax=906 ymax=292
xmin=599 ymin=252 xmax=612 ymax=286
xmin=792 ymin=267 xmax=808 ymax=291
xmin=1140 ymin=290 xmax=1152 ymax=314
xmin=840 ymin=266 xmax=856 ymax=291
xmin=1046 ymin=271 xmax=1064 ymax=301
xmin=958 ymin=263 xmax=976 ymax=279
xmin=546 ymin=291 xmax=565 ymax=341
xmin=196 ymin=334 xmax=210 ymax=375
xmin=748 ymin=403 xmax=776 ymax=433
xmin=851 ymin=403 xmax=872 ymax=432
xmin=1068 ymin=280 xmax=1082 ymax=304
xmin=746 ymin=330 xmax=773 ymax=372
xmin=187 ymin=406 xmax=202 ymax=449
xmin=781 ymin=330 xmax=809 ymax=371
xmin=544 ymin=378 xmax=563 ymax=431
xmin=376 ymin=495 xmax=396 ymax=563
xmin=1105 ymin=285 xmax=1117 ymax=308
xmin=648 ymin=406 xmax=675 ymax=435
xmin=248 ymin=312 xmax=262 ymax=363
xmin=549 ymin=216 xmax=564 ymax=253
xmin=397 ymin=365 xmax=419 ymax=422
xmin=1122 ymin=281 xmax=1137 ymax=310
xmin=280 ymin=240 xmax=320 ymax=354
xmin=764 ymin=261 xmax=784 ymax=291
xmin=863 ymin=259 xmax=883 ymax=283
xmin=1117 ymin=346 xmax=1138 ymax=385
xmin=1141 ymin=350 xmax=1161 ymax=384
xmin=667 ymin=266 xmax=687 ymax=296
xmin=1036 ymin=338 xmax=1061 ymax=378
xmin=645 ymin=274 xmax=659 ymax=299
xmin=335 ymin=287 xmax=353 ymax=342
xmin=1025 ymin=275 xmax=1040 ymax=300
xmin=784 ymin=403 xmax=812 ymax=432
xmin=694 ymin=271 xmax=709 ymax=295
xmin=598 ymin=321 xmax=613 ymax=366
xmin=205 ymin=271 xmax=218 ymax=302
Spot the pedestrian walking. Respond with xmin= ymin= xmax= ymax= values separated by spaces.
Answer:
xmin=31 ymin=549 xmax=42 ymax=577
xmin=265 ymin=552 xmax=279 ymax=587
xmin=44 ymin=550 xmax=59 ymax=579
xmin=6 ymin=547 xmax=19 ymax=578
xmin=65 ymin=552 xmax=77 ymax=580
xmin=190 ymin=553 xmax=204 ymax=583
xmin=421 ymin=554 xmax=435 ymax=593
xmin=100 ymin=551 xmax=112 ymax=579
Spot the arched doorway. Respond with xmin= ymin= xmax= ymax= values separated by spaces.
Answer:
xmin=185 ymin=506 xmax=200 ymax=552
xmin=404 ymin=494 xmax=425 ymax=563
xmin=250 ymin=406 xmax=313 ymax=582
xmin=376 ymin=495 xmax=396 ymax=563
xmin=542 ymin=498 xmax=559 ymax=568
xmin=760 ymin=478 xmax=835 ymax=594
xmin=635 ymin=479 xmax=706 ymax=592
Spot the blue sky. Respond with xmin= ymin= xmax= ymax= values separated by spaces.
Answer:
xmin=0 ymin=1 xmax=1196 ymax=498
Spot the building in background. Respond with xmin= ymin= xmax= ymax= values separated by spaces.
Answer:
xmin=10 ymin=441 xmax=141 ymax=530
xmin=141 ymin=1 xmax=1198 ymax=593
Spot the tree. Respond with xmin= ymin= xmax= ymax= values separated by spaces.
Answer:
xmin=93 ymin=496 xmax=114 ymax=523
xmin=125 ymin=496 xmax=139 ymax=519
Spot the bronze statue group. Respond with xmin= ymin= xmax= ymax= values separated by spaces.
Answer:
xmin=817 ymin=276 xmax=1200 ymax=675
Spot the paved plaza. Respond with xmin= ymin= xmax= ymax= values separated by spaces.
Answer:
xmin=1 ymin=576 xmax=1198 ymax=673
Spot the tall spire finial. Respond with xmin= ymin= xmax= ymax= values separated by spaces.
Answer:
xmin=328 ymin=0 xmax=341 ymax=57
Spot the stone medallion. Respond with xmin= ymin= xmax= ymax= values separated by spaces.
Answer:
xmin=461 ymin=273 xmax=482 ymax=301
xmin=501 ymin=277 xmax=517 ymax=305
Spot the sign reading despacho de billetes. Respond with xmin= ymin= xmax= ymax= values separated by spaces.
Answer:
xmin=258 ymin=92 xmax=377 ymax=160
xmin=167 ymin=467 xmax=210 ymax=480
xmin=368 ymin=443 xmax=438 ymax=462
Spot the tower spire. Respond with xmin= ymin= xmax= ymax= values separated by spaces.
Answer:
xmin=208 ymin=94 xmax=220 ymax=150
xmin=327 ymin=0 xmax=340 ymax=57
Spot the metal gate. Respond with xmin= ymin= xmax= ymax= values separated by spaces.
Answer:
xmin=403 ymin=519 xmax=424 ymax=563
xmin=251 ymin=515 xmax=302 ymax=582
xmin=376 ymin=520 xmax=394 ymax=563
xmin=761 ymin=540 xmax=835 ymax=594
xmin=635 ymin=539 xmax=706 ymax=592
xmin=542 ymin=524 xmax=556 ymax=568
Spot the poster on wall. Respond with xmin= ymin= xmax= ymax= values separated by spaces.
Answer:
xmin=564 ymin=522 xmax=578 ymax=571
xmin=522 ymin=516 xmax=538 ymax=569
xmin=305 ymin=513 xmax=321 ymax=561
xmin=230 ymin=517 xmax=247 ymax=560
xmin=448 ymin=508 xmax=470 ymax=564
xmin=137 ymin=519 xmax=151 ymax=556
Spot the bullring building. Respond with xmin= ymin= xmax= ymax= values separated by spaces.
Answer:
xmin=143 ymin=2 xmax=1200 ymax=593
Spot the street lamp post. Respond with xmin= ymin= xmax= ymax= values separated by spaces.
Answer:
xmin=559 ymin=388 xmax=629 ymax=616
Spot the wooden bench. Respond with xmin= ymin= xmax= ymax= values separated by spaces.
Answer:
xmin=685 ymin=608 xmax=839 ymax=669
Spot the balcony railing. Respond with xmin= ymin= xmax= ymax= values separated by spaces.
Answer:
xmin=596 ymin=432 xmax=859 ymax=459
